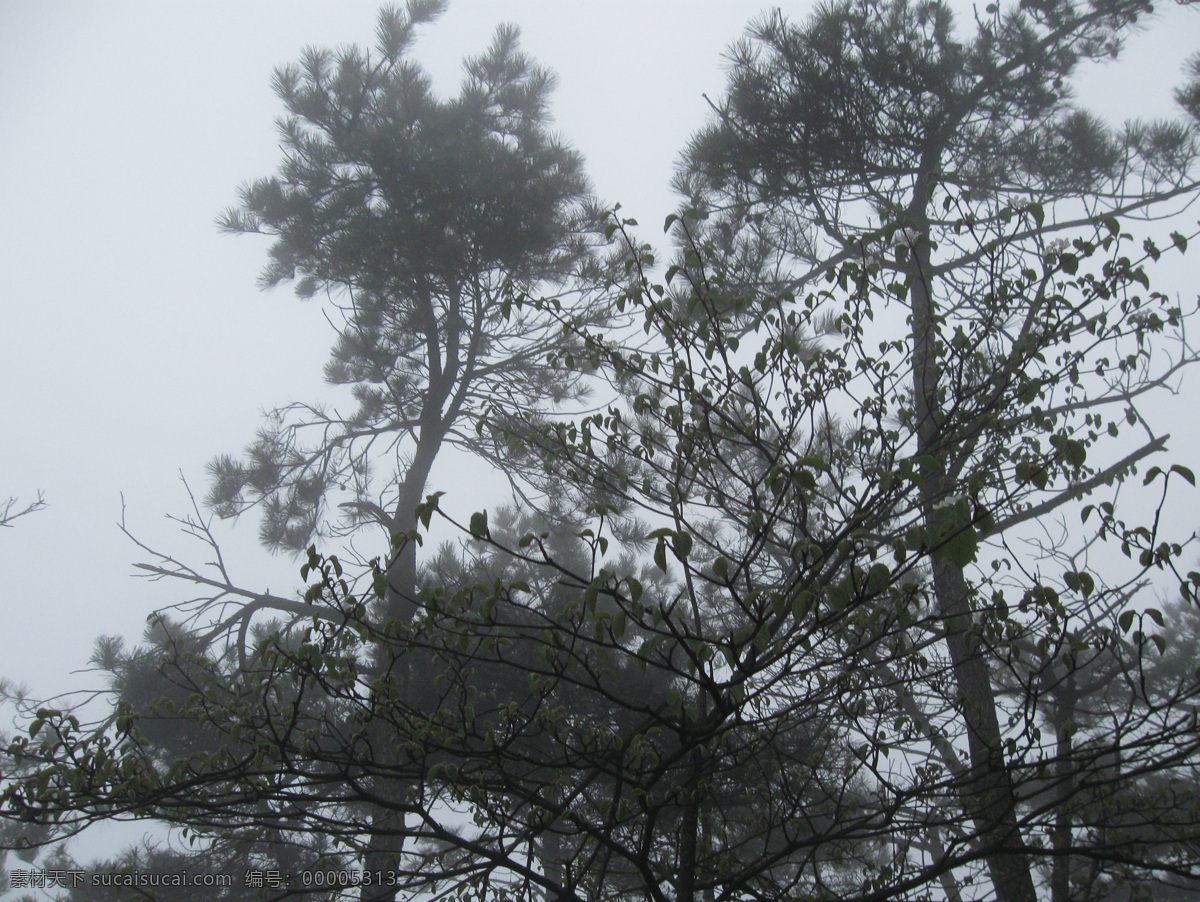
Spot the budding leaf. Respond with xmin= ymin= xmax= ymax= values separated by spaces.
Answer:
xmin=469 ymin=511 xmax=489 ymax=540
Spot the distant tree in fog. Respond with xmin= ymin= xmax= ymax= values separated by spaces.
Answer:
xmin=202 ymin=1 xmax=608 ymax=895
xmin=675 ymin=0 xmax=1200 ymax=897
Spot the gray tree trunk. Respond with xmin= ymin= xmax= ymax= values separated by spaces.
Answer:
xmin=907 ymin=181 xmax=1039 ymax=902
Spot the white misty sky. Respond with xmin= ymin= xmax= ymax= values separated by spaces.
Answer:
xmin=0 ymin=0 xmax=1198 ymax=713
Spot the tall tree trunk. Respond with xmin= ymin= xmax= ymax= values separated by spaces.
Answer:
xmin=537 ymin=827 xmax=566 ymax=902
xmin=906 ymin=184 xmax=1038 ymax=902
xmin=1051 ymin=670 xmax=1077 ymax=902
xmin=931 ymin=559 xmax=1038 ymax=902
xmin=359 ymin=414 xmax=449 ymax=902
xmin=675 ymin=755 xmax=701 ymax=902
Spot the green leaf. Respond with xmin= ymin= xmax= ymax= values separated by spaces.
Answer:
xmin=929 ymin=502 xmax=979 ymax=568
xmin=753 ymin=623 xmax=770 ymax=652
xmin=866 ymin=563 xmax=891 ymax=593
xmin=826 ymin=584 xmax=850 ymax=610
xmin=654 ymin=538 xmax=668 ymax=573
xmin=666 ymin=689 xmax=682 ymax=714
xmin=934 ymin=525 xmax=978 ymax=568
xmin=1118 ymin=609 xmax=1135 ymax=633
xmin=416 ymin=491 xmax=445 ymax=528
xmin=1016 ymin=377 xmax=1042 ymax=404
xmin=469 ymin=510 xmax=489 ymax=540
xmin=795 ymin=455 xmax=829 ymax=472
xmin=638 ymin=635 xmax=664 ymax=659
xmin=1171 ymin=464 xmax=1196 ymax=486
xmin=1076 ymin=572 xmax=1094 ymax=598
xmin=627 ymin=577 xmax=643 ymax=605
xmin=1062 ymin=439 xmax=1086 ymax=468
xmin=674 ymin=531 xmax=693 ymax=561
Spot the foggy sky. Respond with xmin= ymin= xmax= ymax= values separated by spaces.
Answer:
xmin=1 ymin=0 xmax=1197 ymax=710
